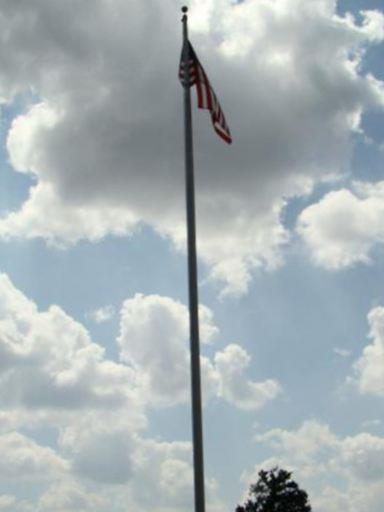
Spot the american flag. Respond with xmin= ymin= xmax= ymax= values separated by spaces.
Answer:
xmin=179 ymin=41 xmax=232 ymax=145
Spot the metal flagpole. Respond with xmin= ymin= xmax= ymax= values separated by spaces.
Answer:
xmin=181 ymin=6 xmax=206 ymax=512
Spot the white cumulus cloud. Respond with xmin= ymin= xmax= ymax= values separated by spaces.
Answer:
xmin=0 ymin=273 xmax=143 ymax=419
xmin=353 ymin=305 xmax=384 ymax=396
xmin=0 ymin=272 xmax=278 ymax=510
xmin=297 ymin=182 xmax=384 ymax=269
xmin=37 ymin=481 xmax=106 ymax=512
xmin=87 ymin=305 xmax=115 ymax=324
xmin=0 ymin=274 xmax=205 ymax=511
xmin=214 ymin=344 xmax=282 ymax=410
xmin=0 ymin=431 xmax=67 ymax=480
xmin=118 ymin=293 xmax=281 ymax=409
xmin=245 ymin=420 xmax=384 ymax=512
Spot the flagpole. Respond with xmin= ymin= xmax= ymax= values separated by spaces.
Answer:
xmin=181 ymin=6 xmax=206 ymax=512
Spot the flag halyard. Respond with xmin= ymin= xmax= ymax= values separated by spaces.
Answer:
xmin=179 ymin=41 xmax=232 ymax=145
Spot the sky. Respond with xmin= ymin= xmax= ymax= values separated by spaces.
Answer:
xmin=0 ymin=0 xmax=383 ymax=511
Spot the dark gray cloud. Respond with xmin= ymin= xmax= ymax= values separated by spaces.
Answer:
xmin=0 ymin=0 xmax=383 ymax=295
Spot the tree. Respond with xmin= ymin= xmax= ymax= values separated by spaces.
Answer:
xmin=236 ymin=467 xmax=311 ymax=512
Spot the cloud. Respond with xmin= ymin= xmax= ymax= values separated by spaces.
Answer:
xmin=0 ymin=272 xmax=260 ymax=438
xmin=214 ymin=344 xmax=282 ymax=410
xmin=256 ymin=420 xmax=384 ymax=485
xmin=118 ymin=294 xmax=214 ymax=406
xmin=341 ymin=432 xmax=384 ymax=482
xmin=315 ymin=482 xmax=384 ymax=512
xmin=255 ymin=420 xmax=337 ymax=463
xmin=0 ymin=274 xmax=216 ymax=511
xmin=0 ymin=431 xmax=67 ymax=480
xmin=297 ymin=182 xmax=384 ymax=269
xmin=0 ymin=0 xmax=382 ymax=294
xmin=0 ymin=273 xmax=277 ymax=509
xmin=59 ymin=420 xmax=136 ymax=485
xmin=333 ymin=347 xmax=352 ymax=357
xmin=129 ymin=438 xmax=194 ymax=509
xmin=87 ymin=305 xmax=115 ymax=324
xmin=353 ymin=305 xmax=384 ymax=396
xmin=0 ymin=271 xmax=279 ymax=417
xmin=362 ymin=419 xmax=382 ymax=429
xmin=118 ymin=293 xmax=281 ymax=409
xmin=245 ymin=420 xmax=384 ymax=512
xmin=0 ymin=273 xmax=144 ymax=424
xmin=37 ymin=481 xmax=106 ymax=512
xmin=58 ymin=424 xmax=222 ymax=511
xmin=0 ymin=496 xmax=16 ymax=511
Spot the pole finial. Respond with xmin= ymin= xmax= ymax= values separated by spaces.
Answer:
xmin=182 ymin=6 xmax=188 ymax=14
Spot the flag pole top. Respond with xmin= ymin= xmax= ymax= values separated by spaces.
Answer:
xmin=181 ymin=6 xmax=188 ymax=13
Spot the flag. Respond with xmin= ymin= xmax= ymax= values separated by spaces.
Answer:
xmin=179 ymin=41 xmax=232 ymax=144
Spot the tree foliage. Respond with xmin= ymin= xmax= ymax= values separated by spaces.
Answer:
xmin=236 ymin=467 xmax=312 ymax=512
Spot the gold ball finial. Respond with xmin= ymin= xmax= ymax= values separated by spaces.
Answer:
xmin=181 ymin=6 xmax=188 ymax=13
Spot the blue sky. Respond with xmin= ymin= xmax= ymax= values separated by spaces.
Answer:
xmin=0 ymin=1 xmax=384 ymax=511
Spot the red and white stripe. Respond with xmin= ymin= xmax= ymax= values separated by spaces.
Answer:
xmin=179 ymin=42 xmax=232 ymax=145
